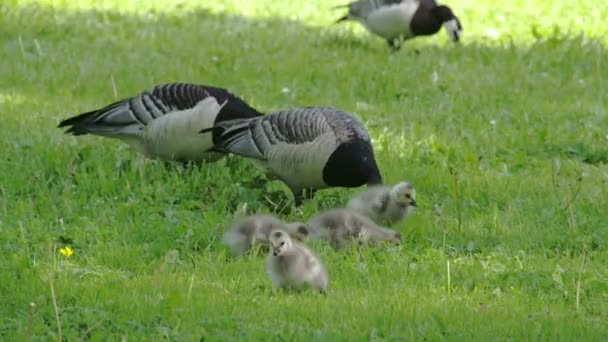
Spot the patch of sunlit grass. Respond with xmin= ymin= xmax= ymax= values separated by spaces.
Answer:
xmin=0 ymin=0 xmax=607 ymax=340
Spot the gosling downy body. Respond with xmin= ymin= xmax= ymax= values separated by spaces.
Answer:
xmin=307 ymin=208 xmax=402 ymax=249
xmin=222 ymin=215 xmax=309 ymax=256
xmin=347 ymin=181 xmax=416 ymax=225
xmin=58 ymin=83 xmax=263 ymax=162
xmin=335 ymin=0 xmax=462 ymax=49
xmin=202 ymin=106 xmax=383 ymax=206
xmin=307 ymin=209 xmax=366 ymax=249
xmin=266 ymin=230 xmax=329 ymax=293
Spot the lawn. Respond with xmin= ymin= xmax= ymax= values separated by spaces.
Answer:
xmin=1 ymin=0 xmax=607 ymax=340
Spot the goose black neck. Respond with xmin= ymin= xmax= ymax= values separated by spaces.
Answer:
xmin=323 ymin=139 xmax=383 ymax=188
xmin=431 ymin=5 xmax=456 ymax=23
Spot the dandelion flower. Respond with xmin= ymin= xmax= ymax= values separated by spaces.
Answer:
xmin=59 ymin=246 xmax=74 ymax=257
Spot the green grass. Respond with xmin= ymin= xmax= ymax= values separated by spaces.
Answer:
xmin=1 ymin=0 xmax=607 ymax=339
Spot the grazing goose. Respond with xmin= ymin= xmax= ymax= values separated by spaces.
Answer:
xmin=58 ymin=83 xmax=263 ymax=162
xmin=347 ymin=181 xmax=416 ymax=225
xmin=222 ymin=214 xmax=309 ymax=256
xmin=266 ymin=229 xmax=329 ymax=293
xmin=335 ymin=0 xmax=463 ymax=49
xmin=201 ymin=106 xmax=383 ymax=206
xmin=308 ymin=208 xmax=402 ymax=249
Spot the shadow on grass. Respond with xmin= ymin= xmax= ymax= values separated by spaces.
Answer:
xmin=1 ymin=3 xmax=605 ymax=107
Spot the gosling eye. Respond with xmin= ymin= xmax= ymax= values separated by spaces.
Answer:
xmin=404 ymin=194 xmax=411 ymax=199
xmin=279 ymin=241 xmax=285 ymax=247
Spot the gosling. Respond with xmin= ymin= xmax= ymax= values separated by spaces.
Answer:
xmin=222 ymin=215 xmax=309 ymax=256
xmin=307 ymin=208 xmax=402 ymax=249
xmin=266 ymin=230 xmax=329 ymax=293
xmin=347 ymin=181 xmax=416 ymax=226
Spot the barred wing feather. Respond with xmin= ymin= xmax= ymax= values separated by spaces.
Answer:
xmin=210 ymin=107 xmax=336 ymax=160
xmin=58 ymin=83 xmax=261 ymax=137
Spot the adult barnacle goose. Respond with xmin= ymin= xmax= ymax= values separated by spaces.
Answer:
xmin=201 ymin=106 xmax=383 ymax=206
xmin=335 ymin=0 xmax=463 ymax=49
xmin=58 ymin=83 xmax=263 ymax=162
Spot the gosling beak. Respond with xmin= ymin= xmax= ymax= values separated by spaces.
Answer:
xmin=272 ymin=247 xmax=279 ymax=256
xmin=410 ymin=200 xmax=417 ymax=207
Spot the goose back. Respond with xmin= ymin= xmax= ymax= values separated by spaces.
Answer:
xmin=59 ymin=83 xmax=262 ymax=137
xmin=207 ymin=107 xmax=382 ymax=194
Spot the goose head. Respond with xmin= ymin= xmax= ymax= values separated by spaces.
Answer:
xmin=431 ymin=5 xmax=462 ymax=42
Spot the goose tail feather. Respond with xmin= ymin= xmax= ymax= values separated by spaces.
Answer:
xmin=57 ymin=109 xmax=97 ymax=129
xmin=202 ymin=118 xmax=267 ymax=159
xmin=335 ymin=15 xmax=349 ymax=23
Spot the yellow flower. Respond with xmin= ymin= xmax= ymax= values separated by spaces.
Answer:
xmin=59 ymin=246 xmax=74 ymax=257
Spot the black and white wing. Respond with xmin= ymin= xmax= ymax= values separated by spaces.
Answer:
xmin=336 ymin=0 xmax=409 ymax=21
xmin=205 ymin=107 xmax=346 ymax=160
xmin=58 ymin=83 xmax=262 ymax=137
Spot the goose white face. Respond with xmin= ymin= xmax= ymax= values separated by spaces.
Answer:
xmin=269 ymin=230 xmax=293 ymax=256
xmin=444 ymin=18 xmax=462 ymax=42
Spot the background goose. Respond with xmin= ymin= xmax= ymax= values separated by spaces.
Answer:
xmin=335 ymin=0 xmax=462 ymax=49
xmin=58 ymin=83 xmax=263 ymax=162
xmin=347 ymin=181 xmax=416 ymax=225
xmin=201 ymin=106 xmax=383 ymax=206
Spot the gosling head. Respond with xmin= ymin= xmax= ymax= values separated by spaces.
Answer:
xmin=390 ymin=231 xmax=403 ymax=246
xmin=367 ymin=228 xmax=402 ymax=246
xmin=390 ymin=182 xmax=417 ymax=209
xmin=355 ymin=228 xmax=371 ymax=247
xmin=269 ymin=230 xmax=293 ymax=256
xmin=286 ymin=222 xmax=309 ymax=242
